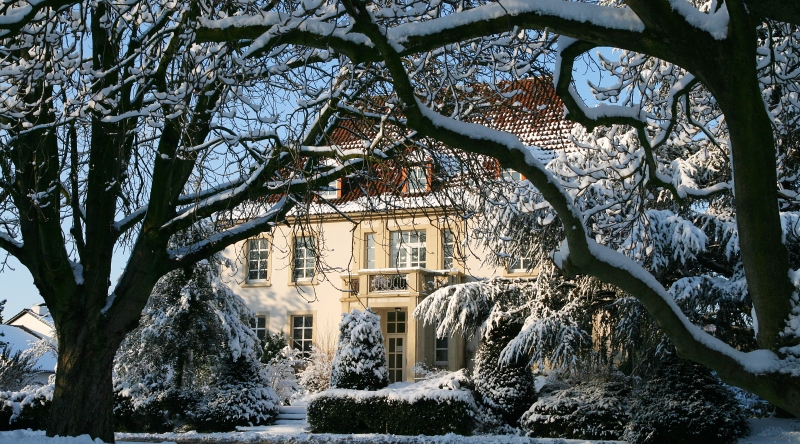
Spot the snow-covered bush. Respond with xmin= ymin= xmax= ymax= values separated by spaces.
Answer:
xmin=261 ymin=332 xmax=288 ymax=364
xmin=520 ymin=378 xmax=631 ymax=440
xmin=330 ymin=308 xmax=389 ymax=390
xmin=191 ymin=355 xmax=279 ymax=431
xmin=298 ymin=344 xmax=335 ymax=393
xmin=113 ymin=387 xmax=198 ymax=433
xmin=0 ymin=383 xmax=53 ymax=431
xmin=0 ymin=347 xmax=41 ymax=392
xmin=264 ymin=346 xmax=303 ymax=405
xmin=624 ymin=357 xmax=749 ymax=444
xmin=308 ymin=370 xmax=475 ymax=435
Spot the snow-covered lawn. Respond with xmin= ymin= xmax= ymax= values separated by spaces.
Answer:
xmin=0 ymin=417 xmax=797 ymax=444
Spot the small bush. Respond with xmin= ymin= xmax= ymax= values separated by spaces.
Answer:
xmin=113 ymin=387 xmax=199 ymax=433
xmin=306 ymin=395 xmax=384 ymax=434
xmin=0 ymin=384 xmax=53 ymax=431
xmin=520 ymin=379 xmax=630 ymax=440
xmin=298 ymin=345 xmax=334 ymax=393
xmin=193 ymin=383 xmax=278 ymax=432
xmin=623 ymin=357 xmax=749 ymax=444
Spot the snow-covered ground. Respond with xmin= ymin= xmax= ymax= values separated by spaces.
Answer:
xmin=0 ymin=417 xmax=798 ymax=444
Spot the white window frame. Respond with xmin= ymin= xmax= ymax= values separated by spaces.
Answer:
xmin=250 ymin=313 xmax=269 ymax=341
xmin=434 ymin=335 xmax=449 ymax=367
xmin=508 ymin=255 xmax=534 ymax=274
xmin=318 ymin=179 xmax=339 ymax=199
xmin=365 ymin=233 xmax=377 ymax=269
xmin=407 ymin=166 xmax=427 ymax=194
xmin=442 ymin=230 xmax=455 ymax=270
xmin=502 ymin=168 xmax=522 ymax=182
xmin=290 ymin=314 xmax=314 ymax=355
xmin=390 ymin=230 xmax=427 ymax=268
xmin=247 ymin=238 xmax=270 ymax=282
xmin=292 ymin=236 xmax=316 ymax=282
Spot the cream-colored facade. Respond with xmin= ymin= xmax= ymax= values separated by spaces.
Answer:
xmin=222 ymin=205 xmax=533 ymax=382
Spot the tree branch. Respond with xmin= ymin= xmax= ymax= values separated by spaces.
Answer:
xmin=345 ymin=0 xmax=800 ymax=414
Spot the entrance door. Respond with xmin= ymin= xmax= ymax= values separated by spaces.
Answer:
xmin=386 ymin=310 xmax=407 ymax=382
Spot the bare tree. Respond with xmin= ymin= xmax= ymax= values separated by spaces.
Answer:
xmin=0 ymin=0 xmax=399 ymax=441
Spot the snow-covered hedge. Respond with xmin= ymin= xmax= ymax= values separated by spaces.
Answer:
xmin=623 ymin=357 xmax=749 ymax=444
xmin=0 ymin=383 xmax=53 ymax=431
xmin=330 ymin=308 xmax=389 ymax=390
xmin=308 ymin=371 xmax=476 ymax=435
xmin=519 ymin=379 xmax=630 ymax=440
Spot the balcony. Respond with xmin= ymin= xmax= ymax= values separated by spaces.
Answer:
xmin=341 ymin=267 xmax=462 ymax=299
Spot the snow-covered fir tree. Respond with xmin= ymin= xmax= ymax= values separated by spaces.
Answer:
xmin=473 ymin=288 xmax=536 ymax=430
xmin=114 ymin=229 xmax=278 ymax=430
xmin=330 ymin=308 xmax=389 ymax=390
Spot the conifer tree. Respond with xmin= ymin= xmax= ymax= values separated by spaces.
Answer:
xmin=330 ymin=308 xmax=389 ymax=390
xmin=114 ymin=229 xmax=277 ymax=430
xmin=472 ymin=312 xmax=536 ymax=429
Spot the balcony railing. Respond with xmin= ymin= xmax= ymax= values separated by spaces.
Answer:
xmin=369 ymin=273 xmax=409 ymax=292
xmin=341 ymin=267 xmax=462 ymax=299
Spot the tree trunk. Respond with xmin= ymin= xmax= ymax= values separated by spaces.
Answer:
xmin=698 ymin=18 xmax=796 ymax=352
xmin=47 ymin=313 xmax=121 ymax=443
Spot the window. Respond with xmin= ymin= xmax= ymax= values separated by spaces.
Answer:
xmin=502 ymin=168 xmax=522 ymax=181
xmin=435 ymin=336 xmax=448 ymax=366
xmin=407 ymin=166 xmax=427 ymax=193
xmin=250 ymin=314 xmax=268 ymax=341
xmin=365 ymin=233 xmax=376 ymax=269
xmin=248 ymin=238 xmax=269 ymax=281
xmin=390 ymin=230 xmax=426 ymax=268
xmin=442 ymin=230 xmax=454 ymax=269
xmin=318 ymin=179 xmax=338 ymax=199
xmin=293 ymin=237 xmax=315 ymax=281
xmin=291 ymin=315 xmax=313 ymax=354
xmin=508 ymin=255 xmax=534 ymax=273
xmin=387 ymin=310 xmax=406 ymax=334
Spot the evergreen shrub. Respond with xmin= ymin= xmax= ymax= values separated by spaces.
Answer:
xmin=330 ymin=308 xmax=389 ymax=390
xmin=0 ymin=384 xmax=53 ymax=431
xmin=520 ymin=379 xmax=630 ymax=440
xmin=623 ymin=357 xmax=749 ymax=444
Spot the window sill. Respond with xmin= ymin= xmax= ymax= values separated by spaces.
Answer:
xmin=242 ymin=280 xmax=272 ymax=288
xmin=289 ymin=279 xmax=317 ymax=286
xmin=503 ymin=270 xmax=538 ymax=278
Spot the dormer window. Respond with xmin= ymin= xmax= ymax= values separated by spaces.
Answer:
xmin=407 ymin=166 xmax=427 ymax=194
xmin=318 ymin=179 xmax=339 ymax=199
xmin=502 ymin=168 xmax=522 ymax=181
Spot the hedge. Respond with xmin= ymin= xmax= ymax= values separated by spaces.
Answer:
xmin=308 ymin=392 xmax=475 ymax=435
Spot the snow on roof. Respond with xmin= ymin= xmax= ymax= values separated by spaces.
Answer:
xmin=6 ymin=307 xmax=54 ymax=328
xmin=227 ymin=79 xmax=571 ymax=221
xmin=0 ymin=325 xmax=56 ymax=372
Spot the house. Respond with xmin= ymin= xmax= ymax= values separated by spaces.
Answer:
xmin=2 ymin=304 xmax=56 ymax=385
xmin=5 ymin=303 xmax=54 ymax=340
xmin=224 ymin=79 xmax=576 ymax=382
